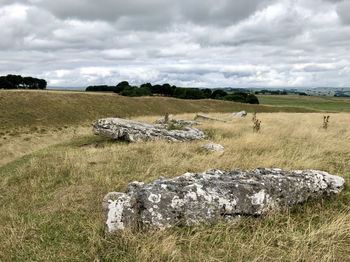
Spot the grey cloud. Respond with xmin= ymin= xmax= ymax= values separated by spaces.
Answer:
xmin=323 ymin=0 xmax=350 ymax=25
xmin=4 ymin=0 xmax=270 ymax=29
xmin=179 ymin=0 xmax=267 ymax=26
xmin=0 ymin=0 xmax=350 ymax=88
xmin=41 ymin=0 xmax=171 ymax=21
xmin=336 ymin=1 xmax=350 ymax=24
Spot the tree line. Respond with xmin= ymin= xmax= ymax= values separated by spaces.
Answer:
xmin=0 ymin=74 xmax=47 ymax=89
xmin=86 ymin=81 xmax=259 ymax=104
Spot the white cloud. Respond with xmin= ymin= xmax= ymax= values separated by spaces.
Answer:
xmin=0 ymin=0 xmax=350 ymax=88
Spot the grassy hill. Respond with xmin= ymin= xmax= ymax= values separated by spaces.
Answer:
xmin=0 ymin=90 xmax=318 ymax=133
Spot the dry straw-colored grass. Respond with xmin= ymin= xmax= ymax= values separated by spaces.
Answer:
xmin=0 ymin=112 xmax=349 ymax=261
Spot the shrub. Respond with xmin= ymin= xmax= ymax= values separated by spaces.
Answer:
xmin=166 ymin=123 xmax=184 ymax=130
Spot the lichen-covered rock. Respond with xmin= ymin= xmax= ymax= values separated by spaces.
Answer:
xmin=202 ymin=143 xmax=224 ymax=152
xmin=103 ymin=168 xmax=344 ymax=235
xmin=231 ymin=111 xmax=247 ymax=117
xmin=93 ymin=118 xmax=205 ymax=142
xmin=155 ymin=118 xmax=201 ymax=126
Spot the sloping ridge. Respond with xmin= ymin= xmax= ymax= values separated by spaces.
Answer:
xmin=0 ymin=90 xmax=318 ymax=130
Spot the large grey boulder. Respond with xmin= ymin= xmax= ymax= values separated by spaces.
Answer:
xmin=103 ymin=168 xmax=344 ymax=235
xmin=93 ymin=118 xmax=205 ymax=142
xmin=155 ymin=118 xmax=201 ymax=126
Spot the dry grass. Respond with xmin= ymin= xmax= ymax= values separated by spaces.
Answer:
xmin=0 ymin=112 xmax=349 ymax=261
xmin=0 ymin=125 xmax=92 ymax=166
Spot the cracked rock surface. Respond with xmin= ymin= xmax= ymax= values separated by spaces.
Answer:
xmin=155 ymin=118 xmax=201 ymax=126
xmin=103 ymin=168 xmax=344 ymax=235
xmin=93 ymin=118 xmax=205 ymax=142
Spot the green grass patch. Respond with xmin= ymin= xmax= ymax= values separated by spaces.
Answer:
xmin=257 ymin=95 xmax=350 ymax=112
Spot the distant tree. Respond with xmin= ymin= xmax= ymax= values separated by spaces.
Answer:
xmin=140 ymin=83 xmax=152 ymax=89
xmin=223 ymin=92 xmax=247 ymax=103
xmin=150 ymin=84 xmax=162 ymax=95
xmin=0 ymin=74 xmax=46 ymax=89
xmin=0 ymin=76 xmax=15 ymax=89
xmin=172 ymin=88 xmax=205 ymax=99
xmin=6 ymin=74 xmax=22 ymax=87
xmin=115 ymin=81 xmax=130 ymax=93
xmin=135 ymin=86 xmax=152 ymax=96
xmin=298 ymin=92 xmax=308 ymax=96
xmin=38 ymin=79 xmax=47 ymax=89
xmin=202 ymin=88 xmax=212 ymax=98
xmin=246 ymin=94 xmax=259 ymax=104
xmin=173 ymin=87 xmax=187 ymax=99
xmin=86 ymin=85 xmax=116 ymax=92
xmin=119 ymin=86 xmax=152 ymax=97
xmin=162 ymin=83 xmax=176 ymax=96
xmin=210 ymin=90 xmax=228 ymax=99
xmin=120 ymin=85 xmax=136 ymax=96
xmin=183 ymin=88 xmax=205 ymax=99
xmin=222 ymin=92 xmax=259 ymax=104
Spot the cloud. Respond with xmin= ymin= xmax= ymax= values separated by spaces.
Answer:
xmin=0 ymin=0 xmax=349 ymax=88
xmin=335 ymin=1 xmax=350 ymax=24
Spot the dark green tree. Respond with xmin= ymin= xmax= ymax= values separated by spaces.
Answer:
xmin=0 ymin=74 xmax=46 ymax=89
xmin=210 ymin=89 xmax=228 ymax=99
xmin=115 ymin=81 xmax=130 ymax=93
xmin=0 ymin=76 xmax=15 ymax=89
xmin=202 ymin=88 xmax=212 ymax=98
xmin=86 ymin=85 xmax=116 ymax=92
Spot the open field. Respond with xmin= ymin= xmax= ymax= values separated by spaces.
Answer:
xmin=0 ymin=90 xmax=319 ymax=133
xmin=257 ymin=94 xmax=350 ymax=112
xmin=0 ymin=112 xmax=349 ymax=261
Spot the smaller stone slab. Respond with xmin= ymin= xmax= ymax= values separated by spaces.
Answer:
xmin=194 ymin=114 xmax=228 ymax=122
xmin=231 ymin=111 xmax=247 ymax=117
xmin=202 ymin=143 xmax=224 ymax=152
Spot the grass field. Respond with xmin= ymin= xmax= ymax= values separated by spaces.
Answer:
xmin=0 ymin=110 xmax=349 ymax=261
xmin=257 ymin=94 xmax=350 ymax=112
xmin=0 ymin=90 xmax=319 ymax=133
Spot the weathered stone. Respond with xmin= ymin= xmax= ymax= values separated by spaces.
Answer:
xmin=202 ymin=143 xmax=224 ymax=152
xmin=103 ymin=168 xmax=344 ymax=234
xmin=155 ymin=118 xmax=201 ymax=126
xmin=231 ymin=111 xmax=247 ymax=117
xmin=93 ymin=118 xmax=205 ymax=142
xmin=194 ymin=114 xmax=228 ymax=122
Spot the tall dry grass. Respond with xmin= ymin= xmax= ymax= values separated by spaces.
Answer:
xmin=0 ymin=112 xmax=349 ymax=261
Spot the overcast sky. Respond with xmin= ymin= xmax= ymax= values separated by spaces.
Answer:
xmin=1 ymin=0 xmax=350 ymax=88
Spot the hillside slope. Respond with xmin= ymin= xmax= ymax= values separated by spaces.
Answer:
xmin=0 ymin=90 xmax=317 ymax=132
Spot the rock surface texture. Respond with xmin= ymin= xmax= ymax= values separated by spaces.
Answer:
xmin=194 ymin=114 xmax=228 ymax=122
xmin=155 ymin=118 xmax=201 ymax=126
xmin=202 ymin=143 xmax=224 ymax=152
xmin=231 ymin=111 xmax=247 ymax=117
xmin=103 ymin=168 xmax=344 ymax=235
xmin=93 ymin=118 xmax=205 ymax=142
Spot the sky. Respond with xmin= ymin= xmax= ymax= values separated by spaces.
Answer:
xmin=1 ymin=0 xmax=350 ymax=88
